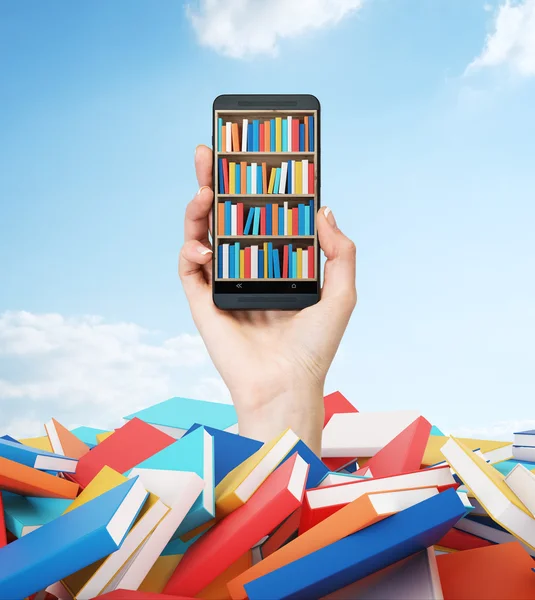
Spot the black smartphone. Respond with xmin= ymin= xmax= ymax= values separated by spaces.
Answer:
xmin=212 ymin=94 xmax=320 ymax=310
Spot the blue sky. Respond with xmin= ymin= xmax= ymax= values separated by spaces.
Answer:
xmin=1 ymin=0 xmax=534 ymax=438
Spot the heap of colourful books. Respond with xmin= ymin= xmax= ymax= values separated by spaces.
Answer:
xmin=1 ymin=393 xmax=535 ymax=599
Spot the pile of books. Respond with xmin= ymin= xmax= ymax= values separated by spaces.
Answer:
xmin=1 ymin=393 xmax=534 ymax=599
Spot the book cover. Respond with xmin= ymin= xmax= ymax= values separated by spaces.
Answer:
xmin=235 ymin=164 xmax=241 ymax=194
xmin=308 ymin=116 xmax=314 ymax=151
xmin=232 ymin=123 xmax=240 ymax=152
xmin=244 ymin=247 xmax=251 ymax=278
xmin=260 ymin=207 xmax=266 ymax=236
xmin=274 ymin=168 xmax=281 ymax=195
xmin=2 ymin=492 xmax=72 ymax=538
xmin=0 ymin=438 xmax=77 ymax=474
xmin=241 ymin=119 xmax=248 ymax=152
xmin=275 ymin=117 xmax=282 ymax=152
xmin=224 ymin=201 xmax=231 ymax=235
xmin=273 ymin=249 xmax=281 ymax=279
xmin=45 ymin=418 xmax=90 ymax=460
xmin=237 ymin=203 xmax=244 ymax=236
xmin=243 ymin=207 xmax=254 ymax=235
xmin=282 ymin=119 xmax=288 ymax=152
xmin=253 ymin=207 xmax=261 ymax=236
xmin=283 ymin=246 xmax=288 ymax=278
xmin=222 ymin=158 xmax=229 ymax=194
xmin=292 ymin=119 xmax=299 ymax=152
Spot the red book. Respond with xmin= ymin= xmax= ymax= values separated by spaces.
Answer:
xmin=292 ymin=119 xmax=299 ymax=152
xmin=259 ymin=123 xmax=264 ymax=153
xmin=95 ymin=592 xmax=194 ymax=600
xmin=307 ymin=246 xmax=314 ymax=278
xmin=308 ymin=163 xmax=314 ymax=193
xmin=260 ymin=207 xmax=266 ymax=235
xmin=260 ymin=508 xmax=301 ymax=558
xmin=292 ymin=208 xmax=298 ymax=236
xmin=72 ymin=418 xmax=174 ymax=489
xmin=0 ymin=492 xmax=6 ymax=548
xmin=222 ymin=158 xmax=229 ymax=194
xmin=237 ymin=203 xmax=244 ymax=236
xmin=283 ymin=245 xmax=288 ymax=278
xmin=354 ymin=416 xmax=431 ymax=479
xmin=164 ymin=453 xmax=309 ymax=597
xmin=245 ymin=247 xmax=251 ymax=279
xmin=322 ymin=392 xmax=358 ymax=471
xmin=438 ymin=528 xmax=493 ymax=551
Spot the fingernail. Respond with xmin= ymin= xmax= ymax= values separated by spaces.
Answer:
xmin=197 ymin=186 xmax=211 ymax=196
xmin=195 ymin=144 xmax=205 ymax=157
xmin=198 ymin=246 xmax=213 ymax=255
xmin=324 ymin=207 xmax=337 ymax=228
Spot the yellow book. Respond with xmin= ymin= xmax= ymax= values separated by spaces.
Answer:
xmin=240 ymin=249 xmax=245 ymax=278
xmin=295 ymin=161 xmax=303 ymax=194
xmin=287 ymin=209 xmax=292 ymax=236
xmin=441 ymin=437 xmax=535 ymax=551
xmin=19 ymin=435 xmax=53 ymax=453
xmin=297 ymin=248 xmax=303 ymax=278
xmin=423 ymin=436 xmax=512 ymax=467
xmin=268 ymin=168 xmax=276 ymax=194
xmin=64 ymin=465 xmax=126 ymax=513
xmin=96 ymin=431 xmax=114 ymax=444
xmin=264 ymin=242 xmax=268 ymax=278
xmin=229 ymin=162 xmax=236 ymax=194
xmin=215 ymin=428 xmax=299 ymax=518
xmin=139 ymin=554 xmax=183 ymax=593
xmin=275 ymin=118 xmax=282 ymax=152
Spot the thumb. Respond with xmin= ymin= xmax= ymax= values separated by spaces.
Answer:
xmin=317 ymin=206 xmax=357 ymax=307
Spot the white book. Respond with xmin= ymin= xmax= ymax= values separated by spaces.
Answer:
xmin=302 ymin=251 xmax=308 ymax=280
xmin=302 ymin=159 xmax=308 ymax=194
xmin=513 ymin=445 xmax=535 ymax=462
xmin=305 ymin=464 xmax=455 ymax=511
xmin=284 ymin=201 xmax=289 ymax=235
xmin=107 ymin=470 xmax=204 ymax=591
xmin=321 ymin=410 xmax=422 ymax=457
xmin=514 ymin=429 xmax=535 ymax=446
xmin=226 ymin=122 xmax=232 ymax=152
xmin=441 ymin=437 xmax=535 ymax=553
xmin=505 ymin=464 xmax=535 ymax=516
xmin=251 ymin=245 xmax=258 ymax=279
xmin=287 ymin=116 xmax=292 ymax=151
xmin=291 ymin=161 xmax=296 ymax=194
xmin=222 ymin=244 xmax=229 ymax=279
xmin=484 ymin=444 xmax=513 ymax=464
xmin=231 ymin=204 xmax=237 ymax=236
xmin=279 ymin=162 xmax=288 ymax=194
xmin=242 ymin=119 xmax=248 ymax=152
xmin=251 ymin=162 xmax=257 ymax=194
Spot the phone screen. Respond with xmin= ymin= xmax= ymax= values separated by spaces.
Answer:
xmin=212 ymin=95 xmax=320 ymax=310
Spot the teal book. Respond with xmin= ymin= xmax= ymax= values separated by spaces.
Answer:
xmin=304 ymin=205 xmax=310 ymax=235
xmin=130 ymin=426 xmax=215 ymax=537
xmin=274 ymin=168 xmax=281 ymax=195
xmin=235 ymin=164 xmax=241 ymax=194
xmin=493 ymin=459 xmax=535 ymax=476
xmin=218 ymin=118 xmax=223 ymax=152
xmin=229 ymin=245 xmax=235 ymax=278
xmin=2 ymin=493 xmax=73 ymax=538
xmin=430 ymin=425 xmax=444 ymax=436
xmin=69 ymin=426 xmax=108 ymax=449
xmin=298 ymin=204 xmax=305 ymax=235
xmin=270 ymin=120 xmax=276 ymax=151
xmin=124 ymin=396 xmax=238 ymax=437
xmin=253 ymin=207 xmax=261 ymax=235
xmin=257 ymin=164 xmax=263 ymax=194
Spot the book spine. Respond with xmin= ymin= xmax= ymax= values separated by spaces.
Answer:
xmin=240 ymin=249 xmax=245 ymax=278
xmin=302 ymin=159 xmax=308 ymax=194
xmin=260 ymin=123 xmax=264 ymax=153
xmin=292 ymin=118 xmax=299 ymax=152
xmin=272 ymin=204 xmax=278 ymax=237
xmin=245 ymin=247 xmax=251 ymax=278
xmin=279 ymin=162 xmax=288 ymax=194
xmin=287 ymin=116 xmax=292 ymax=152
xmin=253 ymin=120 xmax=260 ymax=151
xmin=284 ymin=201 xmax=288 ymax=235
xmin=226 ymin=122 xmax=232 ymax=152
xmin=231 ymin=203 xmax=237 ymax=236
xmin=248 ymin=123 xmax=253 ymax=152
xmin=268 ymin=242 xmax=273 ymax=278
xmin=299 ymin=123 xmax=305 ymax=151
xmin=251 ymin=245 xmax=258 ymax=278
xmin=274 ymin=168 xmax=281 ymax=195
xmin=304 ymin=117 xmax=309 ymax=154
xmin=287 ymin=160 xmax=293 ymax=194
xmin=222 ymin=158 xmax=229 ymax=193
xmin=292 ymin=207 xmax=299 ymax=236
xmin=288 ymin=207 xmax=293 ymax=236
xmin=257 ymin=164 xmax=262 ymax=194
xmin=258 ymin=249 xmax=264 ymax=278
xmin=225 ymin=201 xmax=232 ymax=235
xmin=241 ymin=161 xmax=247 ymax=193
xmin=235 ymin=242 xmax=240 ymax=276
xmin=222 ymin=124 xmax=226 ymax=155
xmin=251 ymin=163 xmax=257 ymax=195
xmin=262 ymin=163 xmax=267 ymax=194
xmin=235 ymin=163 xmax=241 ymax=194
xmin=232 ymin=123 xmax=240 ymax=152
xmin=309 ymin=199 xmax=314 ymax=233
xmin=283 ymin=245 xmax=289 ymax=278
xmin=218 ymin=158 xmax=224 ymax=193
xmin=266 ymin=204 xmax=272 ymax=235
xmin=270 ymin=119 xmax=276 ymax=152
xmin=222 ymin=243 xmax=229 ymax=278
xmin=309 ymin=162 xmax=314 ymax=193
xmin=273 ymin=248 xmax=281 ymax=278
xmin=242 ymin=119 xmax=248 ymax=151
xmin=291 ymin=160 xmax=296 ymax=193
xmin=295 ymin=161 xmax=302 ymax=194
xmin=237 ymin=203 xmax=244 ymax=236
xmin=260 ymin=207 xmax=266 ymax=236
xmin=308 ymin=246 xmax=314 ymax=278
xmin=282 ymin=119 xmax=288 ymax=152
xmin=275 ymin=117 xmax=282 ymax=152
xmin=263 ymin=242 xmax=268 ymax=277
xmin=297 ymin=247 xmax=303 ymax=278
xmin=293 ymin=251 xmax=297 ymax=279
xmin=302 ymin=249 xmax=308 ymax=280
xmin=253 ymin=207 xmax=261 ymax=235
xmin=229 ymin=162 xmax=235 ymax=194
xmin=309 ymin=115 xmax=314 ymax=151
xmin=218 ymin=244 xmax=223 ymax=278
xmin=265 ymin=120 xmax=271 ymax=152
xmin=304 ymin=204 xmax=310 ymax=236
xmin=298 ymin=204 xmax=305 ymax=235
xmin=229 ymin=244 xmax=235 ymax=278
xmin=218 ymin=202 xmax=225 ymax=236
xmin=244 ymin=206 xmax=254 ymax=235
xmin=268 ymin=168 xmax=276 ymax=194
xmin=288 ymin=244 xmax=293 ymax=278
xmin=218 ymin=117 xmax=223 ymax=153
xmin=278 ymin=206 xmax=284 ymax=235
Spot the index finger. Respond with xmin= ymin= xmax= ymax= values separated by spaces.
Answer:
xmin=195 ymin=145 xmax=213 ymax=189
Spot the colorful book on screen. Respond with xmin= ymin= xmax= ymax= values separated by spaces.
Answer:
xmin=2 ymin=492 xmax=72 ymax=538
xmin=129 ymin=426 xmax=215 ymax=537
xmin=242 ymin=488 xmax=466 ymax=600
xmin=124 ymin=397 xmax=238 ymax=438
xmin=163 ymin=453 xmax=309 ymax=597
xmin=0 ymin=477 xmax=147 ymax=599
xmin=45 ymin=418 xmax=90 ymax=459
xmin=0 ymin=437 xmax=77 ymax=474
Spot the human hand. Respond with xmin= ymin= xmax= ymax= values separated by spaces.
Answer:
xmin=179 ymin=145 xmax=357 ymax=454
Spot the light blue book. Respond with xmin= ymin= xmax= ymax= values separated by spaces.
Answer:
xmin=69 ymin=426 xmax=108 ymax=449
xmin=259 ymin=249 xmax=264 ymax=278
xmin=298 ymin=204 xmax=305 ymax=235
xmin=257 ymin=164 xmax=262 ymax=194
xmin=229 ymin=244 xmax=235 ymax=278
xmin=218 ymin=117 xmax=223 ymax=152
xmin=0 ymin=438 xmax=77 ymax=474
xmin=274 ymin=168 xmax=281 ymax=195
xmin=270 ymin=120 xmax=276 ymax=151
xmin=124 ymin=396 xmax=238 ymax=437
xmin=282 ymin=119 xmax=288 ymax=152
xmin=308 ymin=115 xmax=314 ymax=151
xmin=287 ymin=160 xmax=293 ymax=194
xmin=278 ymin=207 xmax=284 ymax=235
xmin=244 ymin=207 xmax=254 ymax=235
xmin=247 ymin=166 xmax=252 ymax=194
xmin=293 ymin=251 xmax=298 ymax=279
xmin=253 ymin=207 xmax=261 ymax=235
xmin=130 ymin=426 xmax=215 ymax=537
xmin=235 ymin=164 xmax=241 ymax=194
xmin=304 ymin=205 xmax=310 ymax=235
xmin=253 ymin=120 xmax=259 ymax=151
xmin=218 ymin=244 xmax=223 ymax=278
xmin=493 ymin=459 xmax=535 ymax=476
xmin=2 ymin=493 xmax=73 ymax=538
xmin=234 ymin=242 xmax=240 ymax=276
xmin=273 ymin=249 xmax=281 ymax=278
xmin=0 ymin=478 xmax=146 ymax=599
xmin=225 ymin=201 xmax=231 ymax=235
xmin=430 ymin=425 xmax=444 ymax=436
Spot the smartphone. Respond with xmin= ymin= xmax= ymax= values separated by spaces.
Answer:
xmin=212 ymin=94 xmax=320 ymax=310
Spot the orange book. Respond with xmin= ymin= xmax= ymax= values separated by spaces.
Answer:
xmin=272 ymin=204 xmax=278 ymax=237
xmin=221 ymin=126 xmax=226 ymax=154
xmin=240 ymin=161 xmax=247 ymax=193
xmin=227 ymin=490 xmax=401 ymax=600
xmin=218 ymin=203 xmax=225 ymax=236
xmin=45 ymin=418 xmax=90 ymax=459
xmin=264 ymin=121 xmax=270 ymax=152
xmin=231 ymin=123 xmax=240 ymax=152
xmin=437 ymin=542 xmax=535 ymax=599
xmin=0 ymin=456 xmax=79 ymax=499
xmin=262 ymin=163 xmax=267 ymax=194
xmin=304 ymin=117 xmax=309 ymax=154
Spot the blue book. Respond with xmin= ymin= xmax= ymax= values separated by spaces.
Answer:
xmin=266 ymin=204 xmax=272 ymax=235
xmin=69 ymin=426 xmax=108 ymax=449
xmin=270 ymin=120 xmax=276 ymax=152
xmin=248 ymin=123 xmax=253 ymax=151
xmin=0 ymin=478 xmax=146 ymax=599
xmin=1 ymin=435 xmax=19 ymax=443
xmin=2 ymin=493 xmax=73 ymax=538
xmin=299 ymin=123 xmax=305 ymax=151
xmin=304 ymin=205 xmax=310 ymax=235
xmin=0 ymin=438 xmax=77 ymax=474
xmin=267 ymin=243 xmax=273 ymax=278
xmin=273 ymin=249 xmax=281 ymax=278
xmin=345 ymin=461 xmax=358 ymax=473
xmin=218 ymin=159 xmax=224 ymax=194
xmin=253 ymin=207 xmax=261 ymax=235
xmin=129 ymin=426 xmax=214 ymax=537
xmin=257 ymin=164 xmax=262 ymax=194
xmin=229 ymin=244 xmax=235 ymax=278
xmin=244 ymin=208 xmax=254 ymax=235
xmin=253 ymin=120 xmax=260 ymax=151
xmin=309 ymin=199 xmax=314 ymax=234
xmin=124 ymin=397 xmax=238 ymax=436
xmin=274 ymin=168 xmax=281 ymax=195
xmin=278 ymin=207 xmax=284 ymax=235
xmin=298 ymin=204 xmax=305 ymax=235
xmin=234 ymin=242 xmax=240 ymax=276
xmin=218 ymin=245 xmax=223 ymax=278
xmin=218 ymin=118 xmax=223 ymax=152
xmin=279 ymin=443 xmax=328 ymax=489
xmin=308 ymin=115 xmax=314 ymax=151
xmin=287 ymin=160 xmax=292 ymax=194
xmin=288 ymin=244 xmax=293 ymax=278
xmin=282 ymin=119 xmax=288 ymax=152
xmin=259 ymin=250 xmax=264 ymax=278
xmin=184 ymin=424 xmax=262 ymax=486
xmin=293 ymin=251 xmax=297 ymax=279
xmin=244 ymin=489 xmax=466 ymax=600
xmin=224 ymin=201 xmax=231 ymax=235
xmin=235 ymin=164 xmax=241 ymax=194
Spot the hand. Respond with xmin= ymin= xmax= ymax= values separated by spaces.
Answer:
xmin=179 ymin=145 xmax=357 ymax=454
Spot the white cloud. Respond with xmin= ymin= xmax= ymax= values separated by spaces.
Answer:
xmin=0 ymin=311 xmax=230 ymax=438
xmin=468 ymin=0 xmax=535 ymax=76
xmin=449 ymin=419 xmax=535 ymax=441
xmin=185 ymin=0 xmax=363 ymax=59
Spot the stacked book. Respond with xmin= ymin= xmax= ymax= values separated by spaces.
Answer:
xmin=1 ymin=394 xmax=534 ymax=599
xmin=513 ymin=429 xmax=535 ymax=463
xmin=217 ymin=116 xmax=314 ymax=153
